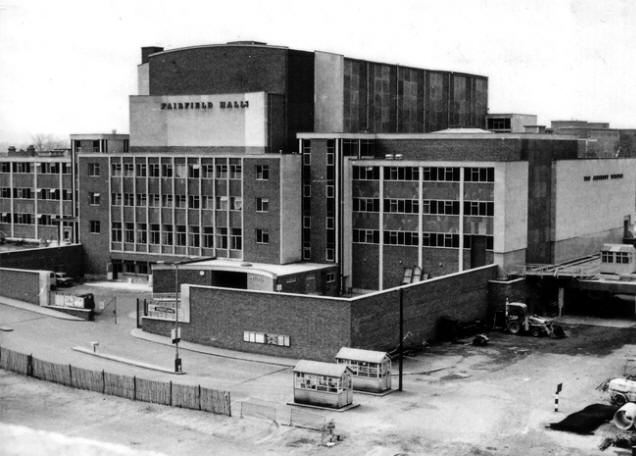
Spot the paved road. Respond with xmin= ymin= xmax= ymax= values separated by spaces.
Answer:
xmin=0 ymin=283 xmax=293 ymax=404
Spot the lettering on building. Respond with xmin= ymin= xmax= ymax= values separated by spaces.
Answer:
xmin=160 ymin=100 xmax=249 ymax=111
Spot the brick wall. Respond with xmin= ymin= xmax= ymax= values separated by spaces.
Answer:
xmin=143 ymin=286 xmax=351 ymax=361
xmin=143 ymin=264 xmax=497 ymax=361
xmin=0 ymin=267 xmax=47 ymax=304
xmin=0 ymin=244 xmax=84 ymax=277
xmin=350 ymin=264 xmax=498 ymax=351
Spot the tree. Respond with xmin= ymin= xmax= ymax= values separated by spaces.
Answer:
xmin=30 ymin=134 xmax=67 ymax=151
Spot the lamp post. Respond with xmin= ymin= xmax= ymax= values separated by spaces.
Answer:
xmin=173 ymin=262 xmax=182 ymax=373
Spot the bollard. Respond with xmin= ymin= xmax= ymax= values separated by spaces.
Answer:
xmin=554 ymin=383 xmax=563 ymax=412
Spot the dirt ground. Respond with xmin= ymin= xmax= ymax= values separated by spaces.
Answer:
xmin=2 ymin=317 xmax=636 ymax=456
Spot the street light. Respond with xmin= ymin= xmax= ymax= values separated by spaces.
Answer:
xmin=156 ymin=259 xmax=188 ymax=373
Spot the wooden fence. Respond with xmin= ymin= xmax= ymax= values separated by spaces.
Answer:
xmin=0 ymin=345 xmax=231 ymax=417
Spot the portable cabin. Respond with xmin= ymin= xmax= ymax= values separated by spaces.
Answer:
xmin=335 ymin=347 xmax=392 ymax=393
xmin=600 ymin=244 xmax=636 ymax=275
xmin=292 ymin=360 xmax=353 ymax=409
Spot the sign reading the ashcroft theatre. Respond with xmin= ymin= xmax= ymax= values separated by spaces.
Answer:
xmin=160 ymin=100 xmax=249 ymax=110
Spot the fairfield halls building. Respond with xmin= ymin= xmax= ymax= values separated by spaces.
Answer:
xmin=78 ymin=41 xmax=490 ymax=293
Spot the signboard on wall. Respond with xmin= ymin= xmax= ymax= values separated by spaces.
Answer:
xmin=129 ymin=92 xmax=268 ymax=148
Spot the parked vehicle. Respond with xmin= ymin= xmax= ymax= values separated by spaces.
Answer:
xmin=607 ymin=359 xmax=636 ymax=406
xmin=496 ymin=301 xmax=554 ymax=337
xmin=54 ymin=272 xmax=74 ymax=287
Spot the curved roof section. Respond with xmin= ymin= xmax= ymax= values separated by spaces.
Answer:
xmin=149 ymin=41 xmax=289 ymax=58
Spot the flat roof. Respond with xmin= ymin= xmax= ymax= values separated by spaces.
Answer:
xmin=154 ymin=258 xmax=334 ymax=277
xmin=293 ymin=360 xmax=350 ymax=377
xmin=335 ymin=347 xmax=389 ymax=363
xmin=296 ymin=132 xmax=579 ymax=141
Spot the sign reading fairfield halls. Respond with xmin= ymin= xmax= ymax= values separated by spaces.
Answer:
xmin=129 ymin=92 xmax=267 ymax=148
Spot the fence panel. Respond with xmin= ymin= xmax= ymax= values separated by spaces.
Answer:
xmin=104 ymin=372 xmax=135 ymax=400
xmin=239 ymin=400 xmax=276 ymax=421
xmin=70 ymin=366 xmax=104 ymax=393
xmin=0 ymin=347 xmax=29 ymax=376
xmin=135 ymin=377 xmax=171 ymax=405
xmin=290 ymin=406 xmax=326 ymax=431
xmin=31 ymin=358 xmax=72 ymax=386
xmin=172 ymin=383 xmax=200 ymax=410
xmin=201 ymin=387 xmax=232 ymax=416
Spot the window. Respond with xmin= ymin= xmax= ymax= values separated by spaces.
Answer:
xmin=111 ymin=192 xmax=122 ymax=206
xmin=326 ymin=248 xmax=335 ymax=262
xmin=202 ymin=195 xmax=214 ymax=210
xmin=188 ymin=164 xmax=200 ymax=178
xmin=216 ymin=164 xmax=228 ymax=179
xmin=256 ymin=229 xmax=269 ymax=244
xmin=88 ymin=192 xmax=101 ymax=206
xmin=303 ymin=185 xmax=311 ymax=198
xmin=150 ymin=224 xmax=160 ymax=244
xmin=243 ymin=331 xmax=290 ymax=347
xmin=422 ymin=167 xmax=460 ymax=182
xmin=13 ymin=163 xmax=32 ymax=173
xmin=230 ymin=197 xmax=242 ymax=211
xmin=162 ymin=224 xmax=173 ymax=245
xmin=111 ymin=162 xmax=122 ymax=177
xmin=383 ymin=167 xmax=420 ymax=181
xmin=383 ymin=230 xmax=419 ymax=246
xmin=162 ymin=194 xmax=173 ymax=207
xmin=124 ymin=193 xmax=134 ymax=206
xmin=149 ymin=163 xmax=160 ymax=177
xmin=216 ymin=227 xmax=228 ymax=249
xmin=256 ymin=198 xmax=269 ymax=212
xmin=464 ymin=167 xmax=495 ymax=183
xmin=88 ymin=163 xmax=100 ymax=177
xmin=352 ymin=229 xmax=380 ymax=244
xmin=230 ymin=163 xmax=242 ymax=179
xmin=326 ymin=272 xmax=336 ymax=283
xmin=203 ymin=227 xmax=214 ymax=248
xmin=112 ymin=222 xmax=122 ymax=242
xmin=464 ymin=201 xmax=494 ymax=217
xmin=256 ymin=165 xmax=269 ymax=180
xmin=188 ymin=195 xmax=200 ymax=209
xmin=89 ymin=221 xmax=100 ymax=233
xmin=176 ymin=225 xmax=186 ymax=246
xmin=202 ymin=164 xmax=214 ymax=178
xmin=136 ymin=163 xmax=147 ymax=177
xmin=352 ymin=166 xmax=379 ymax=180
xmin=611 ymin=174 xmax=624 ymax=180
xmin=137 ymin=223 xmax=147 ymax=244
xmin=124 ymin=163 xmax=134 ymax=177
xmin=230 ymin=228 xmax=242 ymax=250
xmin=124 ymin=223 xmax=135 ymax=243
xmin=136 ymin=194 xmax=147 ymax=206
xmin=216 ymin=196 xmax=229 ymax=210
xmin=14 ymin=213 xmax=33 ymax=224
xmin=148 ymin=194 xmax=160 ymax=207
xmin=1 ymin=162 xmax=10 ymax=173
xmin=175 ymin=163 xmax=187 ymax=178
xmin=382 ymin=198 xmax=418 ymax=214
xmin=189 ymin=226 xmax=199 ymax=247
xmin=303 ymin=216 xmax=311 ymax=229
xmin=175 ymin=194 xmax=186 ymax=208
xmin=161 ymin=163 xmax=173 ymax=177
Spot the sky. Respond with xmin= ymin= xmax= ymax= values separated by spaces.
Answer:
xmin=1 ymin=0 xmax=635 ymax=145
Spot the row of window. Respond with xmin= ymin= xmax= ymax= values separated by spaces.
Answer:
xmin=352 ymin=229 xmax=494 ymax=249
xmin=352 ymin=198 xmax=494 ymax=216
xmin=108 ymin=223 xmax=271 ymax=247
xmin=1 ymin=187 xmax=72 ymax=200
xmin=584 ymin=173 xmax=623 ymax=182
xmin=601 ymin=251 xmax=632 ymax=264
xmin=105 ymin=163 xmax=271 ymax=180
xmin=352 ymin=166 xmax=495 ymax=182
xmin=108 ymin=193 xmax=266 ymax=211
xmin=0 ymin=213 xmax=64 ymax=225
xmin=243 ymin=331 xmax=290 ymax=347
xmin=0 ymin=162 xmax=71 ymax=174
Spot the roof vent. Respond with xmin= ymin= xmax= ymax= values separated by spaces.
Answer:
xmin=226 ymin=41 xmax=267 ymax=46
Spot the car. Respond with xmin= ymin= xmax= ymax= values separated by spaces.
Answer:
xmin=54 ymin=272 xmax=74 ymax=287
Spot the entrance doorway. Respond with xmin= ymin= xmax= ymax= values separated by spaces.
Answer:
xmin=212 ymin=270 xmax=248 ymax=289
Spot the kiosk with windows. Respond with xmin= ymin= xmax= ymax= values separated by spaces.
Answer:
xmin=292 ymin=360 xmax=353 ymax=409
xmin=335 ymin=347 xmax=392 ymax=393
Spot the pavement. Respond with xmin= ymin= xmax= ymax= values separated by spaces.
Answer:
xmin=0 ymin=296 xmax=83 ymax=321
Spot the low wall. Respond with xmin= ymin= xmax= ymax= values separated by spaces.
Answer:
xmin=0 ymin=244 xmax=84 ymax=278
xmin=351 ymin=264 xmax=499 ymax=351
xmin=143 ymin=264 xmax=499 ymax=362
xmin=0 ymin=267 xmax=51 ymax=305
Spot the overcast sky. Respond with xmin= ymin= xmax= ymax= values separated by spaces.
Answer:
xmin=1 ymin=0 xmax=635 ymax=145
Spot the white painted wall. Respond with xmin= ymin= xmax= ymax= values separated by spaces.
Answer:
xmin=129 ymin=92 xmax=268 ymax=148
xmin=553 ymin=159 xmax=636 ymax=241
xmin=493 ymin=161 xmax=528 ymax=253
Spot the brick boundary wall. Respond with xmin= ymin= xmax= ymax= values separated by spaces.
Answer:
xmin=143 ymin=264 xmax=498 ymax=361
xmin=0 ymin=267 xmax=49 ymax=305
xmin=0 ymin=244 xmax=84 ymax=278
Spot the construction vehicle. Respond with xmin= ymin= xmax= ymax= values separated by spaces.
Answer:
xmin=499 ymin=301 xmax=554 ymax=337
xmin=606 ymin=358 xmax=636 ymax=406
